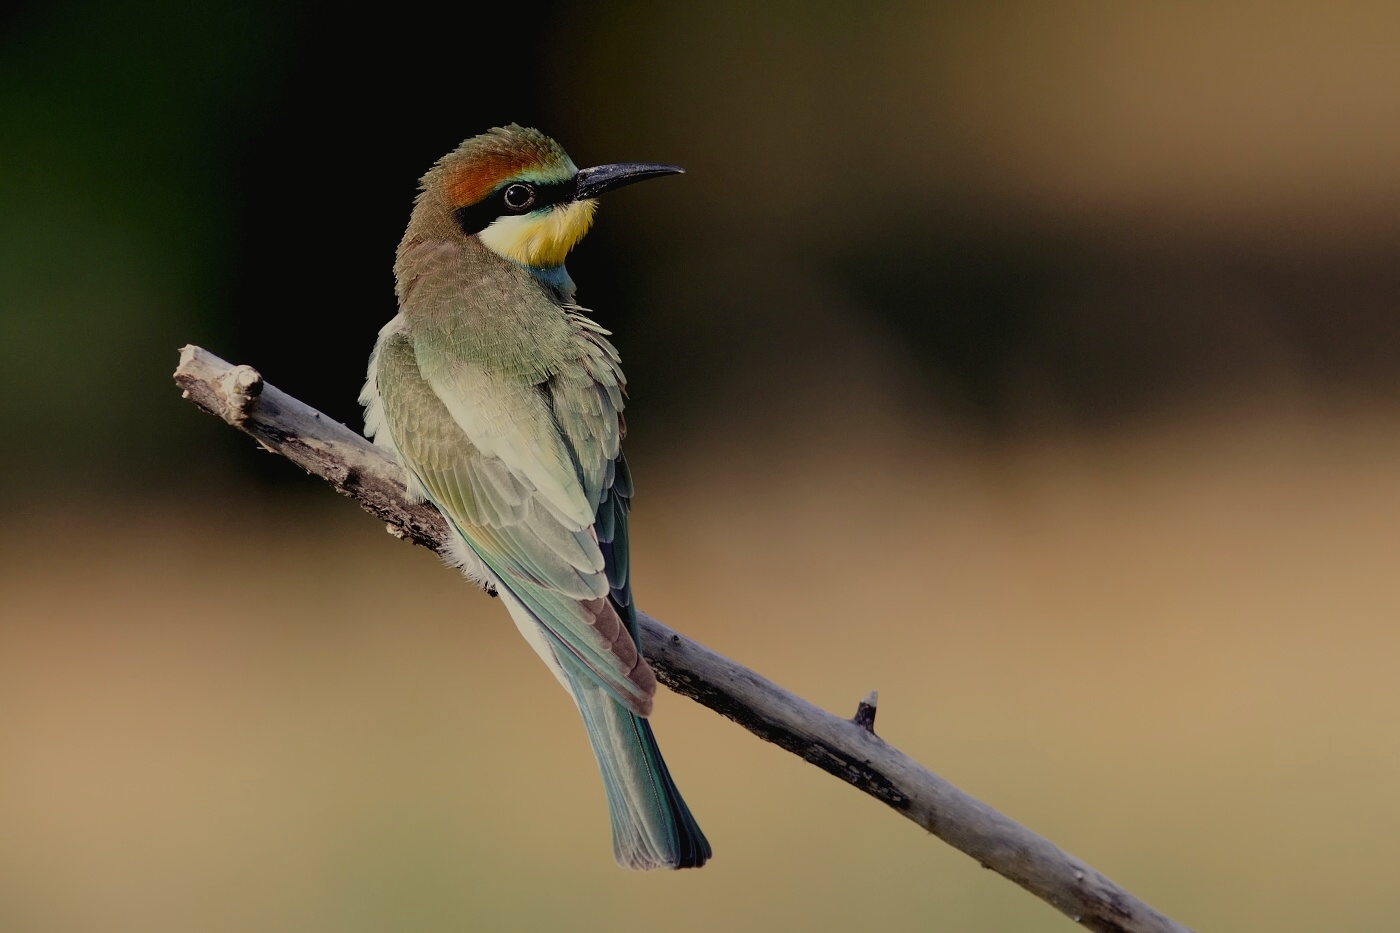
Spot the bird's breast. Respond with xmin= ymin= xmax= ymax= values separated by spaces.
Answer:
xmin=394 ymin=236 xmax=587 ymax=384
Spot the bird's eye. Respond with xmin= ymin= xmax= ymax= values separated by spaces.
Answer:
xmin=502 ymin=183 xmax=536 ymax=211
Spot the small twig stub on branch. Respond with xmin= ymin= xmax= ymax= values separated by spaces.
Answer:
xmin=853 ymin=691 xmax=879 ymax=733
xmin=173 ymin=345 xmax=1195 ymax=933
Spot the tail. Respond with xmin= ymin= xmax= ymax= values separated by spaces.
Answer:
xmin=562 ymin=656 xmax=711 ymax=870
xmin=482 ymin=559 xmax=711 ymax=869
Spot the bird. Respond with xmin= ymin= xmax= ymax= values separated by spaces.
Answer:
xmin=359 ymin=125 xmax=710 ymax=870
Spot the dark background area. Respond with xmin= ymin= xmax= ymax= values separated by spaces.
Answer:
xmin=4 ymin=0 xmax=1399 ymax=490
xmin=1 ymin=0 xmax=594 ymax=485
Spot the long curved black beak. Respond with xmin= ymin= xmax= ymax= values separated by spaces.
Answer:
xmin=573 ymin=163 xmax=684 ymax=200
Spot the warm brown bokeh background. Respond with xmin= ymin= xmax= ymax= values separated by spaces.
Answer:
xmin=3 ymin=3 xmax=1399 ymax=931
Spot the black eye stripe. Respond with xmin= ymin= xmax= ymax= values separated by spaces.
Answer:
xmin=453 ymin=178 xmax=579 ymax=236
xmin=531 ymin=179 xmax=576 ymax=207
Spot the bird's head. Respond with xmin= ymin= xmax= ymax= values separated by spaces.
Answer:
xmin=422 ymin=124 xmax=682 ymax=270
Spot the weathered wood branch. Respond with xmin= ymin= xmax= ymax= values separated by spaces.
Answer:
xmin=174 ymin=345 xmax=1194 ymax=933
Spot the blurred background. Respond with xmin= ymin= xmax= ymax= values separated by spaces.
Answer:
xmin=3 ymin=2 xmax=1399 ymax=930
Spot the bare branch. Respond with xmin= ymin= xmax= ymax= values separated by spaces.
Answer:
xmin=174 ymin=345 xmax=1194 ymax=933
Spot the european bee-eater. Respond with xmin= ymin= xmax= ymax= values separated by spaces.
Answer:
xmin=360 ymin=125 xmax=709 ymax=869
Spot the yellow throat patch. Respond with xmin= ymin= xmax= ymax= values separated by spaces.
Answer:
xmin=477 ymin=199 xmax=598 ymax=268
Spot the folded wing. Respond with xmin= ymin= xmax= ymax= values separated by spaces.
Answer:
xmin=371 ymin=318 xmax=654 ymax=715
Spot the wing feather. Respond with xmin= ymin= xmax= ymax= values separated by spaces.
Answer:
xmin=371 ymin=314 xmax=648 ymax=713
